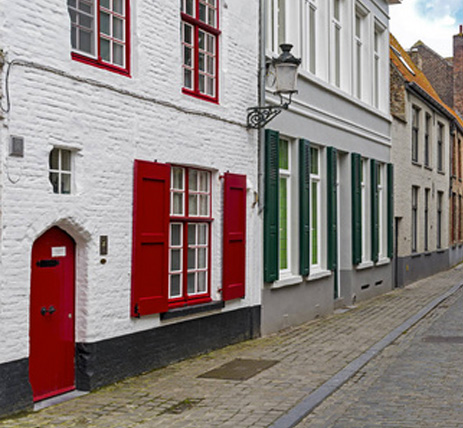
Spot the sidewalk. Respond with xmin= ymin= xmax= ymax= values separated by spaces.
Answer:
xmin=2 ymin=266 xmax=463 ymax=428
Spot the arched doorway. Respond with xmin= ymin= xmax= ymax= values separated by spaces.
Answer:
xmin=29 ymin=227 xmax=75 ymax=401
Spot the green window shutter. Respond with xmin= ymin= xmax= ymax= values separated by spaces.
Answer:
xmin=387 ymin=163 xmax=394 ymax=259
xmin=264 ymin=129 xmax=280 ymax=282
xmin=299 ymin=139 xmax=311 ymax=276
xmin=327 ymin=147 xmax=337 ymax=271
xmin=351 ymin=153 xmax=362 ymax=265
xmin=371 ymin=159 xmax=379 ymax=263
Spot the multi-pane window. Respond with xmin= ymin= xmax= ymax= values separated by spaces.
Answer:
xmin=331 ymin=0 xmax=342 ymax=87
xmin=304 ymin=0 xmax=317 ymax=74
xmin=169 ymin=166 xmax=211 ymax=304
xmin=373 ymin=24 xmax=383 ymax=109
xmin=437 ymin=191 xmax=443 ymax=249
xmin=67 ymin=0 xmax=129 ymax=73
xmin=354 ymin=8 xmax=365 ymax=99
xmin=437 ymin=122 xmax=444 ymax=171
xmin=411 ymin=186 xmax=418 ymax=252
xmin=181 ymin=0 xmax=220 ymax=101
xmin=267 ymin=0 xmax=286 ymax=54
xmin=424 ymin=114 xmax=431 ymax=167
xmin=377 ymin=164 xmax=385 ymax=257
xmin=49 ymin=149 xmax=72 ymax=194
xmin=310 ymin=147 xmax=321 ymax=268
xmin=361 ymin=158 xmax=368 ymax=261
xmin=424 ymin=188 xmax=429 ymax=251
xmin=279 ymin=139 xmax=291 ymax=272
xmin=412 ymin=106 xmax=420 ymax=162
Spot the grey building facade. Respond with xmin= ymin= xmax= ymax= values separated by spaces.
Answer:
xmin=261 ymin=0 xmax=398 ymax=334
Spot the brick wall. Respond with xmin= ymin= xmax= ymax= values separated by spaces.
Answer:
xmin=410 ymin=43 xmax=454 ymax=108
xmin=454 ymin=32 xmax=463 ymax=114
xmin=0 ymin=0 xmax=260 ymax=365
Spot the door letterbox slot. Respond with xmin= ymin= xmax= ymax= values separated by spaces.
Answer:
xmin=36 ymin=259 xmax=60 ymax=268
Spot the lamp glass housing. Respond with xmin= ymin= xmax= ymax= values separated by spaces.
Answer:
xmin=275 ymin=62 xmax=299 ymax=94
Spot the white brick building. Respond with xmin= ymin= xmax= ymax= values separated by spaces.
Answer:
xmin=0 ymin=0 xmax=260 ymax=415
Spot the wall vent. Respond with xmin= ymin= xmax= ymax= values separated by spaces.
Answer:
xmin=10 ymin=136 xmax=24 ymax=157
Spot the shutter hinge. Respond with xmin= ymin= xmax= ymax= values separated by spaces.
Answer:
xmin=134 ymin=303 xmax=141 ymax=318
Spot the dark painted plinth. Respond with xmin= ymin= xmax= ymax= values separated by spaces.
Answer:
xmin=76 ymin=305 xmax=261 ymax=391
xmin=0 ymin=358 xmax=33 ymax=418
xmin=396 ymin=249 xmax=449 ymax=287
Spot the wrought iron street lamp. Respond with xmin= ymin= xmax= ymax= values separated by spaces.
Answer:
xmin=247 ymin=44 xmax=301 ymax=129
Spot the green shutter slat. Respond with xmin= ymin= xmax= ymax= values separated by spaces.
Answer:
xmin=327 ymin=147 xmax=337 ymax=271
xmin=387 ymin=163 xmax=394 ymax=259
xmin=351 ymin=153 xmax=362 ymax=265
xmin=264 ymin=129 xmax=280 ymax=282
xmin=299 ymin=139 xmax=311 ymax=276
xmin=371 ymin=159 xmax=379 ymax=263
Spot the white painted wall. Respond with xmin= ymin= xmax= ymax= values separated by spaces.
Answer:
xmin=0 ymin=0 xmax=260 ymax=363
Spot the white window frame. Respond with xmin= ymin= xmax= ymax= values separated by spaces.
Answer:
xmin=377 ymin=163 xmax=386 ymax=258
xmin=330 ymin=0 xmax=343 ymax=88
xmin=354 ymin=4 xmax=368 ymax=100
xmin=372 ymin=20 xmax=386 ymax=110
xmin=279 ymin=138 xmax=292 ymax=275
xmin=266 ymin=0 xmax=286 ymax=54
xmin=361 ymin=158 xmax=369 ymax=261
xmin=310 ymin=146 xmax=322 ymax=270
xmin=303 ymin=0 xmax=317 ymax=74
xmin=49 ymin=148 xmax=73 ymax=195
xmin=169 ymin=223 xmax=184 ymax=298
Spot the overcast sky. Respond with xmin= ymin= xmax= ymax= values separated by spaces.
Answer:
xmin=389 ymin=0 xmax=463 ymax=58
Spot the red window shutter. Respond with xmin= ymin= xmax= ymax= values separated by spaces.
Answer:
xmin=131 ymin=160 xmax=170 ymax=317
xmin=222 ymin=172 xmax=246 ymax=301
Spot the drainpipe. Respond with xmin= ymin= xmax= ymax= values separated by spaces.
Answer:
xmin=258 ymin=0 xmax=266 ymax=213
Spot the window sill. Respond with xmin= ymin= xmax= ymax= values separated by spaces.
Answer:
xmin=438 ymin=170 xmax=445 ymax=175
xmin=307 ymin=269 xmax=332 ymax=281
xmin=160 ymin=300 xmax=224 ymax=321
xmin=424 ymin=165 xmax=433 ymax=171
xmin=356 ymin=260 xmax=374 ymax=270
xmin=71 ymin=52 xmax=130 ymax=77
xmin=376 ymin=257 xmax=390 ymax=266
xmin=437 ymin=248 xmax=445 ymax=253
xmin=412 ymin=161 xmax=422 ymax=167
xmin=270 ymin=274 xmax=303 ymax=289
xmin=182 ymin=88 xmax=219 ymax=105
xmin=411 ymin=252 xmax=421 ymax=258
xmin=424 ymin=251 xmax=432 ymax=256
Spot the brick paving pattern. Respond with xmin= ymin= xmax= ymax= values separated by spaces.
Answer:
xmin=300 ymin=275 xmax=463 ymax=427
xmin=1 ymin=266 xmax=463 ymax=428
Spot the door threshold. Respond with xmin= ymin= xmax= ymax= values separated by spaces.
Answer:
xmin=34 ymin=390 xmax=89 ymax=411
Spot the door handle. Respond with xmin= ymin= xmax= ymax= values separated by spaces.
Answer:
xmin=40 ymin=306 xmax=56 ymax=316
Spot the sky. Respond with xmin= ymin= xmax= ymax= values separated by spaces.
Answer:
xmin=390 ymin=0 xmax=463 ymax=58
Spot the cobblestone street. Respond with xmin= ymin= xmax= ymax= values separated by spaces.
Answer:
xmin=2 ymin=266 xmax=463 ymax=428
xmin=301 ymin=268 xmax=463 ymax=427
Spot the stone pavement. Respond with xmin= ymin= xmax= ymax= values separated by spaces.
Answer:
xmin=300 ymin=271 xmax=463 ymax=428
xmin=2 ymin=266 xmax=463 ymax=428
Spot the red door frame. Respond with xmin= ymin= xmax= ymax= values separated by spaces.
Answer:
xmin=29 ymin=227 xmax=76 ymax=401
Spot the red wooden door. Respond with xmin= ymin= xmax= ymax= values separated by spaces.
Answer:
xmin=29 ymin=227 xmax=75 ymax=401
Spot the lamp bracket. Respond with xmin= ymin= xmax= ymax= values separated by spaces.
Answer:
xmin=246 ymin=93 xmax=294 ymax=129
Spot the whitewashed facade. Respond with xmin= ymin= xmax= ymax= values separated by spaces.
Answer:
xmin=0 ymin=0 xmax=260 ymax=416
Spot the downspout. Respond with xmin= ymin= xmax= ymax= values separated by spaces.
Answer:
xmin=258 ymin=0 xmax=266 ymax=213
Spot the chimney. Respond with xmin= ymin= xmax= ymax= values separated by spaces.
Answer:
xmin=409 ymin=47 xmax=422 ymax=70
xmin=454 ymin=25 xmax=463 ymax=113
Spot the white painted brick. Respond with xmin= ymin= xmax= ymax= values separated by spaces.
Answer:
xmin=0 ymin=0 xmax=260 ymax=363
